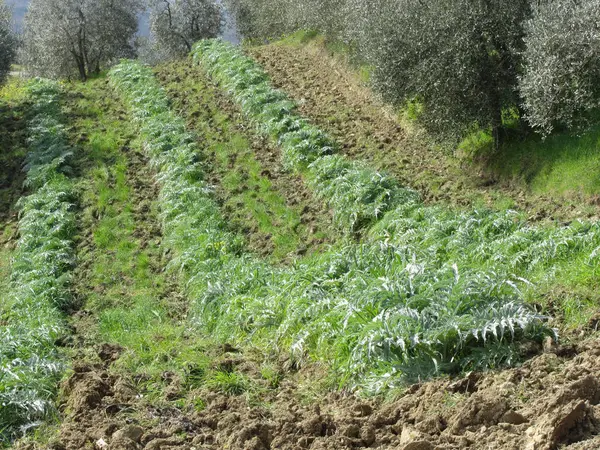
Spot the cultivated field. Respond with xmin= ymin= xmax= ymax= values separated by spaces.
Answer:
xmin=1 ymin=36 xmax=599 ymax=450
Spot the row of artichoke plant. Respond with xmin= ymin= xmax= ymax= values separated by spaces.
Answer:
xmin=0 ymin=80 xmax=77 ymax=442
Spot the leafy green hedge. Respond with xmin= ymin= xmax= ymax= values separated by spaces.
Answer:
xmin=108 ymin=60 xmax=595 ymax=393
xmin=0 ymin=80 xmax=76 ymax=442
xmin=193 ymin=39 xmax=401 ymax=232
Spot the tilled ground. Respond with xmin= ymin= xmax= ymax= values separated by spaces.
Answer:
xmin=21 ymin=337 xmax=600 ymax=450
xmin=247 ymin=42 xmax=600 ymax=223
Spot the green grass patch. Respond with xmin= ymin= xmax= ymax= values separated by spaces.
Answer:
xmin=64 ymin=79 xmax=207 ymax=388
xmin=205 ymin=370 xmax=250 ymax=395
xmin=488 ymin=126 xmax=600 ymax=199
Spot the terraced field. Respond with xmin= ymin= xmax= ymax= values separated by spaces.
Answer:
xmin=1 ymin=39 xmax=600 ymax=450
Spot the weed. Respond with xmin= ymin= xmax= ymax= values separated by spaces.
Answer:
xmin=205 ymin=371 xmax=250 ymax=396
xmin=260 ymin=364 xmax=282 ymax=389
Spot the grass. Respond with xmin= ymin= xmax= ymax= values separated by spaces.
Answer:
xmin=0 ymin=80 xmax=76 ymax=444
xmin=63 ymin=78 xmax=212 ymax=392
xmin=109 ymin=58 xmax=598 ymax=395
xmin=484 ymin=125 xmax=600 ymax=200
xmin=205 ymin=370 xmax=250 ymax=395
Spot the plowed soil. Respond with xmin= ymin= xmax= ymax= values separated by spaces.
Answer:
xmin=247 ymin=43 xmax=600 ymax=223
xmin=20 ymin=338 xmax=600 ymax=449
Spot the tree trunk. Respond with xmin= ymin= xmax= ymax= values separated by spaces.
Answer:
xmin=491 ymin=108 xmax=503 ymax=151
xmin=76 ymin=55 xmax=87 ymax=81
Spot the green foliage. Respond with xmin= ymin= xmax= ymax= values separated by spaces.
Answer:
xmin=193 ymin=39 xmax=400 ymax=232
xmin=0 ymin=80 xmax=75 ymax=443
xmin=520 ymin=0 xmax=600 ymax=136
xmin=108 ymin=59 xmax=600 ymax=394
xmin=205 ymin=371 xmax=250 ymax=395
xmin=62 ymin=77 xmax=213 ymax=394
xmin=361 ymin=0 xmax=529 ymax=143
xmin=23 ymin=0 xmax=142 ymax=80
xmin=483 ymin=121 xmax=600 ymax=200
xmin=0 ymin=0 xmax=16 ymax=85
xmin=230 ymin=0 xmax=600 ymax=145
xmin=157 ymin=61 xmax=333 ymax=260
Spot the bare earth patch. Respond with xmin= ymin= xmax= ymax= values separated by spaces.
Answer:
xmin=14 ymin=338 xmax=600 ymax=449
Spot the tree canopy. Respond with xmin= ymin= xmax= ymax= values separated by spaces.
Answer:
xmin=0 ymin=0 xmax=16 ymax=84
xmin=149 ymin=0 xmax=223 ymax=59
xmin=520 ymin=0 xmax=600 ymax=136
xmin=23 ymin=0 xmax=142 ymax=80
xmin=227 ymin=0 xmax=600 ymax=144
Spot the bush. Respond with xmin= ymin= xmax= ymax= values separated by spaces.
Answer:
xmin=356 ymin=0 xmax=529 ymax=145
xmin=520 ymin=0 xmax=600 ymax=136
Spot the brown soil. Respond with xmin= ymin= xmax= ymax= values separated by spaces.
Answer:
xmin=155 ymin=59 xmax=337 ymax=261
xmin=246 ymin=43 xmax=600 ymax=223
xmin=20 ymin=337 xmax=600 ymax=450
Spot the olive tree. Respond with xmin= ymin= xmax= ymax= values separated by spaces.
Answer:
xmin=349 ymin=0 xmax=531 ymax=146
xmin=23 ymin=0 xmax=142 ymax=80
xmin=226 ymin=0 xmax=531 ymax=146
xmin=0 ymin=0 xmax=16 ymax=84
xmin=149 ymin=0 xmax=223 ymax=58
xmin=520 ymin=0 xmax=600 ymax=136
xmin=225 ymin=0 xmax=342 ymax=41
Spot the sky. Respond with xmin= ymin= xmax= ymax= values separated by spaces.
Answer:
xmin=7 ymin=0 xmax=240 ymax=43
xmin=7 ymin=0 xmax=27 ymax=29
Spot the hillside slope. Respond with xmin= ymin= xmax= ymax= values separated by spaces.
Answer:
xmin=3 ymin=36 xmax=600 ymax=450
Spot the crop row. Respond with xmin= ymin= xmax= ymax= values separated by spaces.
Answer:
xmin=192 ymin=39 xmax=600 ymax=324
xmin=108 ymin=59 xmax=596 ymax=393
xmin=0 ymin=80 xmax=76 ymax=442
xmin=193 ymin=39 xmax=401 ymax=233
